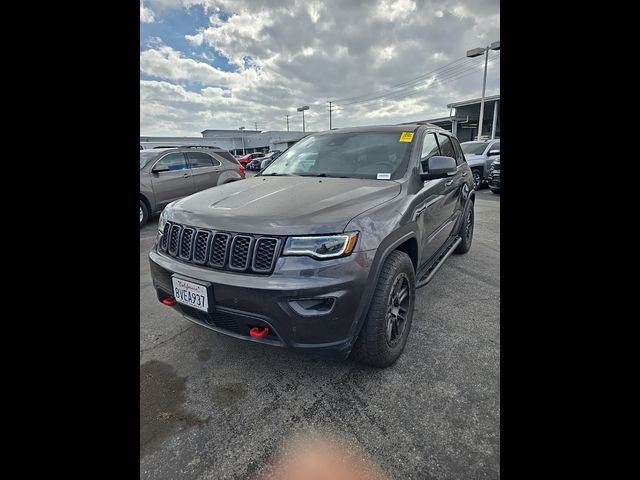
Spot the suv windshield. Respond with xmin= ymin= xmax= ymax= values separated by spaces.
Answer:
xmin=261 ymin=131 xmax=412 ymax=179
xmin=461 ymin=142 xmax=489 ymax=155
xmin=140 ymin=151 xmax=157 ymax=170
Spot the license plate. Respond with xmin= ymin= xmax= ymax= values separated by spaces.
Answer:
xmin=171 ymin=277 xmax=209 ymax=312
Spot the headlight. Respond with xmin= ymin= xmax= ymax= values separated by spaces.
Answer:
xmin=282 ymin=232 xmax=359 ymax=260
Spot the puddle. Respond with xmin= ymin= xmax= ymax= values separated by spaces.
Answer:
xmin=140 ymin=360 xmax=208 ymax=458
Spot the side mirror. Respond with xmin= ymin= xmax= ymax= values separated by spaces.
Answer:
xmin=152 ymin=166 xmax=169 ymax=173
xmin=420 ymin=156 xmax=457 ymax=181
xmin=487 ymin=149 xmax=500 ymax=156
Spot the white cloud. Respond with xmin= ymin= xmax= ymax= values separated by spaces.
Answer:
xmin=140 ymin=0 xmax=500 ymax=135
xmin=140 ymin=2 xmax=156 ymax=23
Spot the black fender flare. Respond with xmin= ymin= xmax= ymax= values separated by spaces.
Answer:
xmin=346 ymin=225 xmax=419 ymax=347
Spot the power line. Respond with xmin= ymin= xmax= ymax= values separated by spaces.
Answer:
xmin=333 ymin=56 xmax=482 ymax=105
xmin=335 ymin=54 xmax=499 ymax=107
xmin=335 ymin=57 xmax=485 ymax=106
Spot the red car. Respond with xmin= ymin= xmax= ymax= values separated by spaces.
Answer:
xmin=236 ymin=152 xmax=266 ymax=166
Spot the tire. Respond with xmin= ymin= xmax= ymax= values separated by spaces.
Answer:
xmin=352 ymin=251 xmax=416 ymax=368
xmin=140 ymin=199 xmax=149 ymax=229
xmin=454 ymin=201 xmax=474 ymax=254
xmin=471 ymin=169 xmax=483 ymax=190
xmin=490 ymin=188 xmax=500 ymax=194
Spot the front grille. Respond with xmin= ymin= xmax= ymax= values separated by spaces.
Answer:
xmin=179 ymin=227 xmax=195 ymax=259
xmin=229 ymin=236 xmax=253 ymax=271
xmin=253 ymin=238 xmax=280 ymax=272
xmin=159 ymin=222 xmax=282 ymax=274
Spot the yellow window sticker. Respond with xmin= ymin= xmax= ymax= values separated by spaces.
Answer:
xmin=399 ymin=132 xmax=414 ymax=142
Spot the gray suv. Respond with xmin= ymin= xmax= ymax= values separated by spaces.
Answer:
xmin=140 ymin=147 xmax=244 ymax=227
xmin=149 ymin=124 xmax=475 ymax=367
xmin=460 ymin=139 xmax=500 ymax=189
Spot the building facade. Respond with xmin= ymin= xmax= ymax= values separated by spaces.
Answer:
xmin=140 ymin=129 xmax=311 ymax=155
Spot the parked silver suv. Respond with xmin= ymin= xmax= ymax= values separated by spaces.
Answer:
xmin=460 ymin=139 xmax=500 ymax=189
xmin=140 ymin=146 xmax=244 ymax=227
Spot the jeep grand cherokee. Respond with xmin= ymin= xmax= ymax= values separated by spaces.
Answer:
xmin=149 ymin=124 xmax=475 ymax=367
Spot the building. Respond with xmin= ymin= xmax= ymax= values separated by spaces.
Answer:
xmin=140 ymin=129 xmax=312 ymax=155
xmin=402 ymin=94 xmax=500 ymax=142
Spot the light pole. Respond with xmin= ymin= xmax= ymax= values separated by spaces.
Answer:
xmin=238 ymin=126 xmax=246 ymax=155
xmin=297 ymin=105 xmax=309 ymax=132
xmin=466 ymin=40 xmax=500 ymax=140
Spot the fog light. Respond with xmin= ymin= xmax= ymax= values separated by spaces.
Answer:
xmin=289 ymin=298 xmax=335 ymax=316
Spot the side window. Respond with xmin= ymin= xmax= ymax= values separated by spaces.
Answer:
xmin=187 ymin=152 xmax=220 ymax=168
xmin=488 ymin=142 xmax=500 ymax=155
xmin=420 ymin=133 xmax=440 ymax=172
xmin=435 ymin=133 xmax=456 ymax=161
xmin=155 ymin=153 xmax=188 ymax=171
xmin=451 ymin=137 xmax=466 ymax=166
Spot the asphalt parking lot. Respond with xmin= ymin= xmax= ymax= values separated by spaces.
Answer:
xmin=140 ymin=187 xmax=500 ymax=479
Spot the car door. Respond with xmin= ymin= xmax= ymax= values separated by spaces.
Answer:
xmin=186 ymin=151 xmax=222 ymax=191
xmin=150 ymin=152 xmax=196 ymax=209
xmin=435 ymin=132 xmax=464 ymax=234
xmin=416 ymin=131 xmax=451 ymax=266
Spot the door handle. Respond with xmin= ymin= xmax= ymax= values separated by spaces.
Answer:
xmin=445 ymin=179 xmax=454 ymax=186
xmin=183 ymin=173 xmax=190 ymax=178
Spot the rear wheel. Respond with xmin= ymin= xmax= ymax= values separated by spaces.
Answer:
xmin=140 ymin=200 xmax=149 ymax=228
xmin=352 ymin=251 xmax=415 ymax=368
xmin=454 ymin=201 xmax=474 ymax=254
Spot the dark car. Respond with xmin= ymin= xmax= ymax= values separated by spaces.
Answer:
xmin=140 ymin=146 xmax=245 ymax=228
xmin=247 ymin=151 xmax=282 ymax=170
xmin=149 ymin=124 xmax=475 ymax=367
xmin=488 ymin=156 xmax=500 ymax=193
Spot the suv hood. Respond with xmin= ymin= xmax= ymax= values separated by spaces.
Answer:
xmin=464 ymin=154 xmax=485 ymax=166
xmin=167 ymin=176 xmax=401 ymax=235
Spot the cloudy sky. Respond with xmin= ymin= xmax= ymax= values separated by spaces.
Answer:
xmin=140 ymin=0 xmax=499 ymax=136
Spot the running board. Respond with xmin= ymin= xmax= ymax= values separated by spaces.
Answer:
xmin=416 ymin=236 xmax=462 ymax=289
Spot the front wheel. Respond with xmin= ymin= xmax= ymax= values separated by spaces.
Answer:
xmin=352 ymin=251 xmax=416 ymax=368
xmin=471 ymin=169 xmax=483 ymax=190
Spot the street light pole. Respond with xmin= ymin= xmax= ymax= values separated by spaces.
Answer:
xmin=466 ymin=40 xmax=500 ymax=140
xmin=297 ymin=106 xmax=309 ymax=133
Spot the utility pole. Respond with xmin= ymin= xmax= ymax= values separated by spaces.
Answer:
xmin=254 ymin=122 xmax=258 ymax=131
xmin=285 ymin=115 xmax=290 ymax=132
xmin=327 ymin=101 xmax=334 ymax=130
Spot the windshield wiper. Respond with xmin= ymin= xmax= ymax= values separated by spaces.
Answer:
xmin=299 ymin=173 xmax=351 ymax=178
xmin=259 ymin=172 xmax=293 ymax=176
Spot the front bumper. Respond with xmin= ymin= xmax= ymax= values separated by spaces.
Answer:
xmin=149 ymin=246 xmax=376 ymax=359
xmin=488 ymin=173 xmax=500 ymax=189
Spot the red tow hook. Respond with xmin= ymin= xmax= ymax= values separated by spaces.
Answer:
xmin=249 ymin=326 xmax=270 ymax=339
xmin=162 ymin=296 xmax=177 ymax=306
